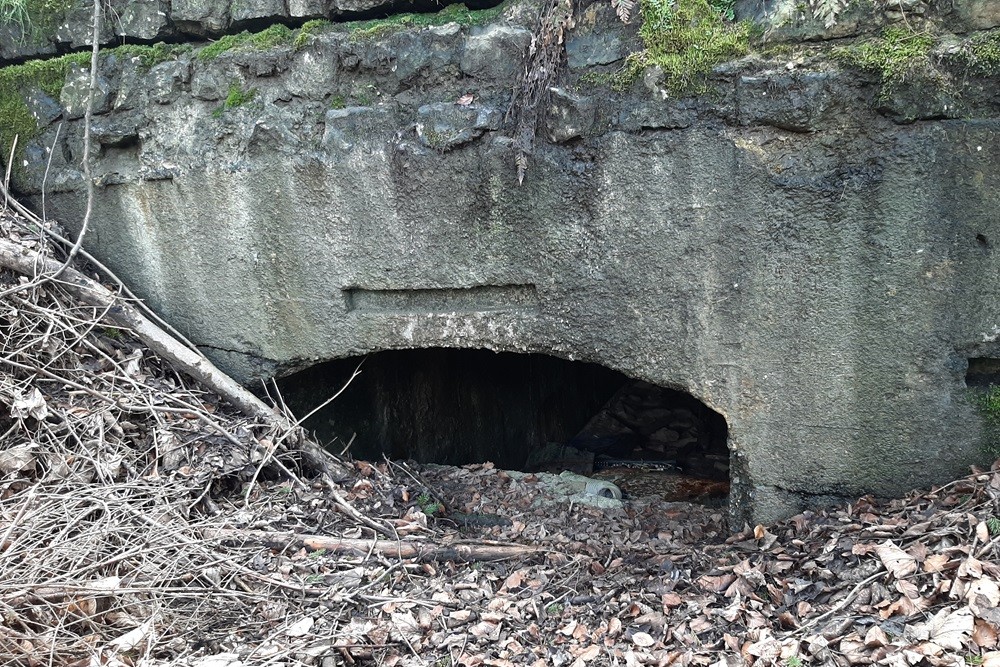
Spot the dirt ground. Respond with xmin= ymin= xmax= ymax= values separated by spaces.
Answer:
xmin=2 ymin=205 xmax=999 ymax=667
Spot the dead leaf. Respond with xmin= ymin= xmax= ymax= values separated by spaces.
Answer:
xmin=559 ymin=620 xmax=578 ymax=636
xmin=11 ymin=388 xmax=47 ymax=421
xmin=456 ymin=94 xmax=475 ymax=106
xmin=285 ymin=616 xmax=314 ymax=637
xmin=863 ymin=626 xmax=888 ymax=648
xmin=0 ymin=444 xmax=36 ymax=474
xmin=661 ymin=592 xmax=682 ymax=608
xmin=106 ymin=619 xmax=153 ymax=652
xmin=974 ymin=619 xmax=999 ymax=648
xmin=632 ymin=632 xmax=656 ymax=648
xmin=875 ymin=540 xmax=917 ymax=578
xmin=977 ymin=521 xmax=990 ymax=542
xmin=923 ymin=554 xmax=950 ymax=573
xmin=928 ymin=607 xmax=974 ymax=651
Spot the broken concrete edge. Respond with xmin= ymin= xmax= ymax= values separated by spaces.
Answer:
xmin=2 ymin=0 xmax=998 ymax=66
xmin=0 ymin=0 xmax=514 ymax=64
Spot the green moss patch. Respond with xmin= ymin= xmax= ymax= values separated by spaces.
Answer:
xmin=345 ymin=2 xmax=505 ymax=41
xmin=0 ymin=44 xmax=186 ymax=187
xmin=835 ymin=27 xmax=935 ymax=99
xmin=212 ymin=82 xmax=257 ymax=117
xmin=616 ymin=0 xmax=753 ymax=95
xmin=0 ymin=52 xmax=87 ymax=184
xmin=293 ymin=18 xmax=332 ymax=49
xmin=114 ymin=42 xmax=191 ymax=69
xmin=197 ymin=23 xmax=294 ymax=61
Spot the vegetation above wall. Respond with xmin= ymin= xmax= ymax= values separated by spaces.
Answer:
xmin=0 ymin=0 xmax=74 ymax=45
xmin=615 ymin=0 xmax=753 ymax=94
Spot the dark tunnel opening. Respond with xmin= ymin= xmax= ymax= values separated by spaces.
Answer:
xmin=278 ymin=348 xmax=730 ymax=504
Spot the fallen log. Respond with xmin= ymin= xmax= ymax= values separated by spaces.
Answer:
xmin=217 ymin=529 xmax=551 ymax=562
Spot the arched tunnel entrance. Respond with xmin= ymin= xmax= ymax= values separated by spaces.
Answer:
xmin=278 ymin=349 xmax=730 ymax=504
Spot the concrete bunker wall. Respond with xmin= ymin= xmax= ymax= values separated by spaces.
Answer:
xmin=5 ymin=2 xmax=1000 ymax=524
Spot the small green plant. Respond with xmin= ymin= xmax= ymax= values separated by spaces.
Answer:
xmin=965 ymin=655 xmax=984 ymax=666
xmin=987 ymin=516 xmax=1000 ymax=537
xmin=834 ymin=27 xmax=936 ymax=100
xmin=353 ymin=86 xmax=376 ymax=106
xmin=0 ymin=0 xmax=30 ymax=34
xmin=294 ymin=18 xmax=331 ymax=49
xmin=545 ymin=603 xmax=564 ymax=616
xmin=0 ymin=0 xmax=74 ymax=44
xmin=416 ymin=492 xmax=442 ymax=516
xmin=615 ymin=0 xmax=753 ymax=95
xmin=329 ymin=95 xmax=347 ymax=110
xmin=708 ymin=0 xmax=735 ymax=21
xmin=958 ymin=31 xmax=1000 ymax=75
xmin=213 ymin=83 xmax=257 ymax=117
xmin=785 ymin=657 xmax=804 ymax=667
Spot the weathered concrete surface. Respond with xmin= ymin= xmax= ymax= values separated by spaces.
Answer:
xmin=5 ymin=0 xmax=1000 ymax=525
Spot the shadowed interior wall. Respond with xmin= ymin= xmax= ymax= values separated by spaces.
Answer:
xmin=279 ymin=349 xmax=629 ymax=468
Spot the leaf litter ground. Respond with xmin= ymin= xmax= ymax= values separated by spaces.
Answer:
xmin=1 ymin=206 xmax=999 ymax=667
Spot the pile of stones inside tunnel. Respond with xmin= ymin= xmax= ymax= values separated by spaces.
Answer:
xmin=277 ymin=348 xmax=731 ymax=505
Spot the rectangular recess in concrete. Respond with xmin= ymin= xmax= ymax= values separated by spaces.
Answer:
xmin=344 ymin=284 xmax=539 ymax=314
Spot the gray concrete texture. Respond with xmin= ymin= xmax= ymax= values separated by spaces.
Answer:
xmin=7 ymin=0 xmax=1000 ymax=525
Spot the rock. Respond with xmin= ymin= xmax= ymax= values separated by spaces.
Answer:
xmin=953 ymin=0 xmax=1000 ymax=29
xmin=115 ymin=0 xmax=173 ymax=41
xmin=288 ymin=0 xmax=328 ymax=19
xmin=92 ymin=114 xmax=141 ymax=147
xmin=617 ymin=99 xmax=696 ymax=131
xmin=565 ymin=1 xmax=626 ymax=69
xmin=322 ymin=106 xmax=393 ymax=150
xmin=147 ymin=61 xmax=191 ymax=105
xmin=737 ymin=72 xmax=838 ymax=133
xmin=460 ymin=24 xmax=531 ymax=80
xmin=172 ymin=0 xmax=231 ymax=34
xmin=24 ymin=91 xmax=63 ymax=129
xmin=190 ymin=68 xmax=230 ymax=102
xmin=649 ymin=428 xmax=680 ymax=446
xmin=546 ymin=88 xmax=596 ymax=143
xmin=230 ymin=0 xmax=286 ymax=25
xmin=60 ymin=66 xmax=113 ymax=120
xmin=415 ymin=102 xmax=501 ymax=151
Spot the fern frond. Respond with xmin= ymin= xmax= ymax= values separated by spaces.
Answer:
xmin=515 ymin=152 xmax=529 ymax=185
xmin=611 ymin=0 xmax=637 ymax=24
xmin=811 ymin=0 xmax=848 ymax=28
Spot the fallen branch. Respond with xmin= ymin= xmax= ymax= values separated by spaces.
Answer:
xmin=0 ymin=237 xmax=351 ymax=480
xmin=219 ymin=529 xmax=551 ymax=562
